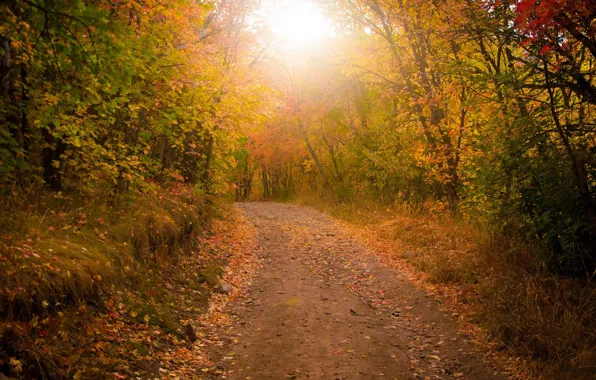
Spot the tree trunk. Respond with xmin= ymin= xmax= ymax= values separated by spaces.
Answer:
xmin=200 ymin=134 xmax=215 ymax=192
xmin=42 ymin=126 xmax=66 ymax=191
xmin=299 ymin=121 xmax=328 ymax=186
xmin=262 ymin=169 xmax=270 ymax=198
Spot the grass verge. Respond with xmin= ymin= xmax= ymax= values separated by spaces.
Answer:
xmin=0 ymin=185 xmax=253 ymax=379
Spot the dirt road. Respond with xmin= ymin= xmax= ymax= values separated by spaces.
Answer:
xmin=208 ymin=202 xmax=503 ymax=379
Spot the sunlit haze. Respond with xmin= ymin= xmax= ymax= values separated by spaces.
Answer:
xmin=264 ymin=0 xmax=335 ymax=46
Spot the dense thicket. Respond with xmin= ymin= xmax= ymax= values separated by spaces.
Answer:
xmin=241 ymin=0 xmax=596 ymax=278
xmin=1 ymin=0 xmax=266 ymax=199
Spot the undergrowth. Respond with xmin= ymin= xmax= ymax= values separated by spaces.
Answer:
xmin=0 ymin=184 xmax=232 ymax=378
xmin=294 ymin=195 xmax=596 ymax=379
xmin=0 ymin=184 xmax=207 ymax=319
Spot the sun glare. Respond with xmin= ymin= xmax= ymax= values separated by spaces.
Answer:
xmin=265 ymin=1 xmax=335 ymax=46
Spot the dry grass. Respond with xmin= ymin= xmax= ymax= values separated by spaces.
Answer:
xmin=296 ymin=196 xmax=596 ymax=379
xmin=0 ymin=191 xmax=251 ymax=379
xmin=0 ymin=184 xmax=232 ymax=378
xmin=0 ymin=185 xmax=208 ymax=320
xmin=482 ymin=239 xmax=596 ymax=378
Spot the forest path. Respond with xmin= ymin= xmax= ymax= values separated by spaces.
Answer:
xmin=208 ymin=202 xmax=502 ymax=379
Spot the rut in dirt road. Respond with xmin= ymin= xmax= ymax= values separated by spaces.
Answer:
xmin=209 ymin=203 xmax=504 ymax=379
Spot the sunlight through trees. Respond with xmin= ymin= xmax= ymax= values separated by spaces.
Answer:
xmin=2 ymin=0 xmax=596 ymax=377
